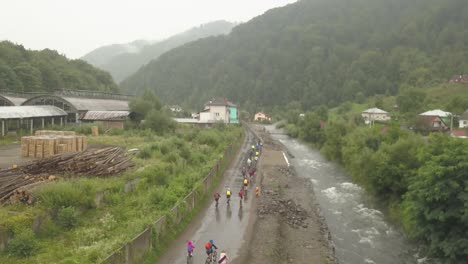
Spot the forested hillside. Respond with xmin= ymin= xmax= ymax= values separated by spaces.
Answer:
xmin=121 ymin=0 xmax=468 ymax=110
xmin=0 ymin=41 xmax=118 ymax=93
xmin=82 ymin=21 xmax=235 ymax=82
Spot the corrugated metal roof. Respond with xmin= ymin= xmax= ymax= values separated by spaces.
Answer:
xmin=420 ymin=109 xmax=451 ymax=117
xmin=0 ymin=95 xmax=27 ymax=106
xmin=82 ymin=111 xmax=130 ymax=120
xmin=0 ymin=106 xmax=67 ymax=119
xmin=362 ymin=108 xmax=388 ymax=114
xmin=62 ymin=97 xmax=129 ymax=111
xmin=460 ymin=109 xmax=468 ymax=120
xmin=23 ymin=95 xmax=129 ymax=111
xmin=174 ymin=118 xmax=200 ymax=123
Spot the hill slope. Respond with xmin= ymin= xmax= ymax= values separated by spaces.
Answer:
xmin=0 ymin=41 xmax=118 ymax=93
xmin=120 ymin=0 xmax=468 ymax=110
xmin=81 ymin=40 xmax=151 ymax=67
xmin=82 ymin=20 xmax=235 ymax=82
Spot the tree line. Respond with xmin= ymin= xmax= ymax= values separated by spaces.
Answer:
xmin=0 ymin=41 xmax=118 ymax=93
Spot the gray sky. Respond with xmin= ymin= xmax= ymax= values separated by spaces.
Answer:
xmin=0 ymin=0 xmax=296 ymax=59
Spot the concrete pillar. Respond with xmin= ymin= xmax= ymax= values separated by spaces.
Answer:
xmin=1 ymin=120 xmax=4 ymax=137
xmin=60 ymin=117 xmax=63 ymax=126
xmin=41 ymin=118 xmax=45 ymax=128
xmin=30 ymin=119 xmax=33 ymax=134
xmin=75 ymin=113 xmax=79 ymax=124
xmin=51 ymin=117 xmax=54 ymax=126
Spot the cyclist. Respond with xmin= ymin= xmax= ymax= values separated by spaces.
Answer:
xmin=249 ymin=168 xmax=255 ymax=178
xmin=218 ymin=250 xmax=228 ymax=264
xmin=239 ymin=188 xmax=244 ymax=200
xmin=247 ymin=157 xmax=252 ymax=168
xmin=187 ymin=240 xmax=195 ymax=257
xmin=241 ymin=166 xmax=246 ymax=177
xmin=205 ymin=239 xmax=218 ymax=261
xmin=214 ymin=192 xmax=221 ymax=207
xmin=226 ymin=188 xmax=232 ymax=203
xmin=243 ymin=178 xmax=249 ymax=188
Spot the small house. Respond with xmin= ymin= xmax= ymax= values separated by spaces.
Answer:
xmin=81 ymin=111 xmax=131 ymax=129
xmin=459 ymin=109 xmax=468 ymax=128
xmin=416 ymin=109 xmax=452 ymax=131
xmin=254 ymin=112 xmax=271 ymax=122
xmin=361 ymin=108 xmax=391 ymax=124
xmin=199 ymin=98 xmax=238 ymax=124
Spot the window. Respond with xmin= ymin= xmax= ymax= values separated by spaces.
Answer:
xmin=215 ymin=113 xmax=220 ymax=116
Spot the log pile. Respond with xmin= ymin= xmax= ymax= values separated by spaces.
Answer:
xmin=0 ymin=147 xmax=134 ymax=204
xmin=0 ymin=169 xmax=54 ymax=204
xmin=22 ymin=147 xmax=134 ymax=176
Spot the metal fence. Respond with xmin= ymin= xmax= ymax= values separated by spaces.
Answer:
xmin=101 ymin=136 xmax=240 ymax=264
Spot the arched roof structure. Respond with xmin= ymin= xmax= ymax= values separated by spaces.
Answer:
xmin=0 ymin=95 xmax=27 ymax=106
xmin=21 ymin=95 xmax=129 ymax=112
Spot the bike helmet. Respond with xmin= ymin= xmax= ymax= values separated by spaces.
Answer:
xmin=210 ymin=240 xmax=214 ymax=244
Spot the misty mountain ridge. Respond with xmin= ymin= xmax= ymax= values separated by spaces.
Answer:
xmin=81 ymin=20 xmax=236 ymax=82
xmin=120 ymin=0 xmax=467 ymax=112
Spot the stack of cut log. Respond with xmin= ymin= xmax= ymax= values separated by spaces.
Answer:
xmin=0 ymin=147 xmax=134 ymax=204
xmin=0 ymin=168 xmax=54 ymax=204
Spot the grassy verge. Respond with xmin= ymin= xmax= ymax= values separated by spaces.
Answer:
xmin=141 ymin=130 xmax=245 ymax=263
xmin=0 ymin=125 xmax=243 ymax=263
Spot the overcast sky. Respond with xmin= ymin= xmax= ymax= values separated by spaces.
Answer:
xmin=0 ymin=0 xmax=296 ymax=59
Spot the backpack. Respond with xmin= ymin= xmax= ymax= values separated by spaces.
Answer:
xmin=205 ymin=242 xmax=211 ymax=250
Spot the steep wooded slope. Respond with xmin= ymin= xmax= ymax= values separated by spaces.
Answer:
xmin=0 ymin=41 xmax=118 ymax=93
xmin=121 ymin=0 xmax=468 ymax=110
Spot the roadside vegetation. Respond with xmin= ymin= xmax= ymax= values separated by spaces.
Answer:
xmin=278 ymin=84 xmax=468 ymax=263
xmin=0 ymin=92 xmax=242 ymax=263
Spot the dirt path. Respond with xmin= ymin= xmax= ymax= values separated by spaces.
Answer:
xmin=233 ymin=125 xmax=336 ymax=264
xmin=156 ymin=130 xmax=258 ymax=263
xmin=156 ymin=125 xmax=336 ymax=264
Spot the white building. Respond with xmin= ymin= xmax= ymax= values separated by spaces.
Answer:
xmin=199 ymin=98 xmax=236 ymax=123
xmin=459 ymin=110 xmax=468 ymax=128
xmin=361 ymin=108 xmax=391 ymax=124
xmin=254 ymin=112 xmax=271 ymax=121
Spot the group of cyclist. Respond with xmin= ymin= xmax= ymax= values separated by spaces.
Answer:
xmin=186 ymin=140 xmax=263 ymax=263
xmin=187 ymin=239 xmax=228 ymax=264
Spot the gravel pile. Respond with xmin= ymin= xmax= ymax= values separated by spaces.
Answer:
xmin=258 ymin=198 xmax=309 ymax=229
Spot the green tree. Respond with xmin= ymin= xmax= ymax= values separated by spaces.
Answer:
xmin=13 ymin=62 xmax=42 ymax=92
xmin=403 ymin=134 xmax=468 ymax=262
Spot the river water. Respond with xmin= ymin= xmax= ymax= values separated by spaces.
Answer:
xmin=265 ymin=125 xmax=421 ymax=264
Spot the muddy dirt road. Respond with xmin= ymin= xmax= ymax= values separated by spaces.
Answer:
xmin=157 ymin=125 xmax=335 ymax=264
xmin=156 ymin=130 xmax=258 ymax=263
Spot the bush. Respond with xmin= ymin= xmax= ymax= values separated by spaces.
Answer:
xmin=196 ymin=130 xmax=221 ymax=147
xmin=57 ymin=206 xmax=78 ymax=230
xmin=8 ymin=229 xmax=39 ymax=257
xmin=36 ymin=181 xmax=95 ymax=209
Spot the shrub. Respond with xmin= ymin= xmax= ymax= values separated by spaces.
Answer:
xmin=36 ymin=181 xmax=95 ymax=209
xmin=8 ymin=229 xmax=39 ymax=257
xmin=57 ymin=206 xmax=78 ymax=230
xmin=137 ymin=147 xmax=152 ymax=159
xmin=196 ymin=130 xmax=221 ymax=147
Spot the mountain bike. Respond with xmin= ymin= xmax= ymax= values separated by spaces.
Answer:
xmin=205 ymin=250 xmax=218 ymax=264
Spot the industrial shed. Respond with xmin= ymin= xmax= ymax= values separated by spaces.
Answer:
xmin=81 ymin=111 xmax=131 ymax=129
xmin=0 ymin=95 xmax=27 ymax=106
xmin=21 ymin=95 xmax=129 ymax=123
xmin=0 ymin=106 xmax=67 ymax=136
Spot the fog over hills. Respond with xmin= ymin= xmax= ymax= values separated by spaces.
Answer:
xmin=81 ymin=20 xmax=235 ymax=82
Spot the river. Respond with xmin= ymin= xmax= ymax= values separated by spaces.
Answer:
xmin=265 ymin=125 xmax=423 ymax=264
